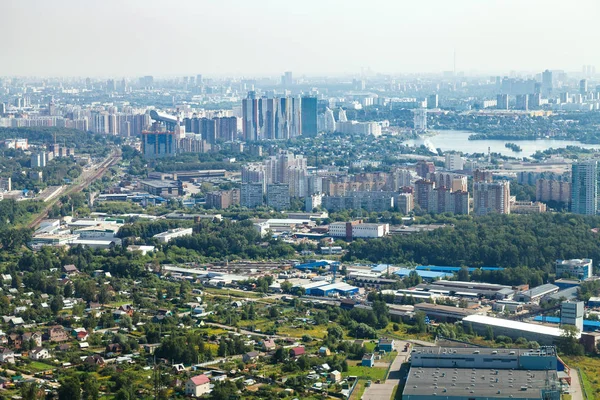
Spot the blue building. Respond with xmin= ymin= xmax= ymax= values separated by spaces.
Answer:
xmin=361 ymin=353 xmax=374 ymax=367
xmin=378 ymin=338 xmax=395 ymax=352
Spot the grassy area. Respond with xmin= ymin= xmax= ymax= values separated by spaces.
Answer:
xmin=277 ymin=325 xmax=329 ymax=339
xmin=203 ymin=288 xmax=264 ymax=299
xmin=26 ymin=361 xmax=55 ymax=372
xmin=345 ymin=365 xmax=388 ymax=381
xmin=562 ymin=356 xmax=600 ymax=399
xmin=349 ymin=379 xmax=367 ymax=400
xmin=364 ymin=341 xmax=377 ymax=352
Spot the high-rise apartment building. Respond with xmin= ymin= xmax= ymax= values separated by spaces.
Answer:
xmin=413 ymin=108 xmax=427 ymax=131
xmin=416 ymin=160 xmax=435 ymax=178
xmin=266 ymin=184 xmax=290 ymax=210
xmin=427 ymin=94 xmax=439 ymax=109
xmin=31 ymin=152 xmax=47 ymax=168
xmin=414 ymin=179 xmax=435 ymax=211
xmin=324 ymin=107 xmax=336 ymax=132
xmin=515 ymin=94 xmax=529 ymax=110
xmin=141 ymin=123 xmax=178 ymax=159
xmin=241 ymin=183 xmax=265 ymax=208
xmin=444 ymin=154 xmax=464 ymax=171
xmin=542 ymin=69 xmax=553 ymax=96
xmin=242 ymin=95 xmax=303 ymax=141
xmin=496 ymin=94 xmax=509 ymax=110
xmin=473 ymin=181 xmax=511 ymax=215
xmin=205 ymin=189 xmax=240 ymax=209
xmin=536 ymin=179 xmax=571 ymax=204
xmin=571 ymin=160 xmax=599 ymax=215
xmin=580 ymin=79 xmax=588 ymax=95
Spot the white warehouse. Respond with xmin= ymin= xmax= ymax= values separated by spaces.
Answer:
xmin=153 ymin=228 xmax=194 ymax=243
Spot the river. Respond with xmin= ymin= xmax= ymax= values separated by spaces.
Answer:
xmin=402 ymin=130 xmax=600 ymax=157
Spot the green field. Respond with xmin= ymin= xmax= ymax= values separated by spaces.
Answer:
xmin=344 ymin=365 xmax=388 ymax=381
xmin=562 ymin=356 xmax=600 ymax=399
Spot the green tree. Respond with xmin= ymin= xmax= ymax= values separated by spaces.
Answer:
xmin=51 ymin=295 xmax=64 ymax=315
xmin=58 ymin=377 xmax=81 ymax=400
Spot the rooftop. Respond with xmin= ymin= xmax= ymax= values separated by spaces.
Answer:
xmin=463 ymin=315 xmax=580 ymax=338
xmin=403 ymin=367 xmax=559 ymax=399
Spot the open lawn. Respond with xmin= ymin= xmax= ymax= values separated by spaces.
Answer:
xmin=203 ymin=288 xmax=264 ymax=299
xmin=562 ymin=356 xmax=600 ymax=399
xmin=277 ymin=324 xmax=328 ymax=339
xmin=349 ymin=379 xmax=367 ymax=400
xmin=26 ymin=361 xmax=55 ymax=372
xmin=345 ymin=365 xmax=388 ymax=381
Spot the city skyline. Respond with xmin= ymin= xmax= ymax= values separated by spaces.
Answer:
xmin=1 ymin=0 xmax=600 ymax=77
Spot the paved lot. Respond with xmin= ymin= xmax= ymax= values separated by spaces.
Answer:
xmin=361 ymin=340 xmax=411 ymax=400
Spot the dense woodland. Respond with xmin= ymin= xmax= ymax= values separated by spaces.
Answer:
xmin=344 ymin=213 xmax=600 ymax=285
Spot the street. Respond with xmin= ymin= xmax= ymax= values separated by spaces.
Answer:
xmin=360 ymin=340 xmax=411 ymax=400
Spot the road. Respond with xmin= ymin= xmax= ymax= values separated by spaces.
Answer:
xmin=569 ymin=368 xmax=584 ymax=400
xmin=27 ymin=149 xmax=121 ymax=229
xmin=361 ymin=340 xmax=412 ymax=400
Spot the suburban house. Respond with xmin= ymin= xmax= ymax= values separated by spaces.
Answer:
xmin=73 ymin=328 xmax=89 ymax=342
xmin=8 ymin=334 xmax=22 ymax=349
xmin=242 ymin=351 xmax=260 ymax=363
xmin=329 ymin=370 xmax=342 ymax=383
xmin=45 ymin=326 xmax=69 ymax=342
xmin=30 ymin=347 xmax=50 ymax=360
xmin=118 ymin=304 xmax=134 ymax=317
xmin=262 ymin=339 xmax=276 ymax=351
xmin=106 ymin=343 xmax=123 ymax=354
xmin=84 ymin=354 xmax=105 ymax=366
xmin=290 ymin=346 xmax=305 ymax=357
xmin=0 ymin=348 xmax=15 ymax=364
xmin=22 ymin=332 xmax=43 ymax=348
xmin=62 ymin=264 xmax=79 ymax=275
xmin=185 ymin=374 xmax=211 ymax=397
xmin=379 ymin=338 xmax=395 ymax=352
xmin=319 ymin=346 xmax=331 ymax=356
xmin=361 ymin=353 xmax=375 ymax=367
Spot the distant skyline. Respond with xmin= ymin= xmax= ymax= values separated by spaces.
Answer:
xmin=1 ymin=0 xmax=599 ymax=77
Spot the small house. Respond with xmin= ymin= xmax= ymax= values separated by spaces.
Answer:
xmin=361 ymin=353 xmax=375 ymax=367
xmin=243 ymin=351 xmax=260 ymax=363
xmin=290 ymin=346 xmax=305 ymax=358
xmin=378 ymin=338 xmax=395 ymax=352
xmin=85 ymin=354 xmax=105 ymax=366
xmin=318 ymin=346 xmax=331 ymax=356
xmin=185 ymin=374 xmax=211 ymax=397
xmin=62 ymin=264 xmax=79 ymax=275
xmin=262 ymin=339 xmax=276 ymax=351
xmin=329 ymin=370 xmax=342 ymax=383
xmin=30 ymin=347 xmax=50 ymax=360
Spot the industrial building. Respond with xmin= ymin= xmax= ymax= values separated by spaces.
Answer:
xmin=310 ymin=282 xmax=359 ymax=297
xmin=414 ymin=303 xmax=485 ymax=322
xmin=153 ymin=228 xmax=194 ymax=243
xmin=555 ymin=259 xmax=593 ymax=280
xmin=139 ymin=180 xmax=184 ymax=197
xmin=414 ymin=280 xmax=514 ymax=300
xmin=329 ymin=221 xmax=389 ymax=240
xmin=462 ymin=315 xmax=580 ymax=345
xmin=394 ymin=269 xmax=453 ymax=281
xmin=403 ymin=347 xmax=561 ymax=400
xmin=515 ymin=284 xmax=559 ymax=303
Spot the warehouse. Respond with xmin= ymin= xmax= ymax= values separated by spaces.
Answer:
xmin=310 ymin=282 xmax=359 ymax=297
xmin=394 ymin=268 xmax=453 ymax=281
xmin=462 ymin=315 xmax=579 ymax=345
xmin=415 ymin=280 xmax=514 ymax=299
xmin=414 ymin=303 xmax=485 ymax=322
xmin=516 ymin=284 xmax=559 ymax=303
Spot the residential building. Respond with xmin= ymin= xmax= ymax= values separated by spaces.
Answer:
xmin=378 ymin=338 xmax=395 ymax=352
xmin=31 ymin=152 xmax=47 ymax=168
xmin=185 ymin=375 xmax=211 ymax=397
xmin=413 ymin=108 xmax=427 ymax=131
xmin=473 ymin=181 xmax=510 ymax=215
xmin=301 ymin=96 xmax=318 ymax=137
xmin=361 ymin=353 xmax=374 ymax=367
xmin=266 ymin=183 xmax=290 ymax=210
xmin=30 ymin=347 xmax=50 ymax=360
xmin=571 ymin=160 xmax=598 ymax=215
xmin=496 ymin=93 xmax=509 ymax=109
xmin=153 ymin=228 xmax=193 ymax=243
xmin=45 ymin=326 xmax=69 ymax=342
xmin=444 ymin=153 xmax=464 ymax=171
xmin=395 ymin=193 xmax=414 ymax=214
xmin=205 ymin=189 xmax=240 ymax=209
xmin=141 ymin=124 xmax=177 ymax=159
xmin=241 ymin=183 xmax=264 ymax=208
xmin=536 ymin=179 xmax=571 ymax=204
xmin=415 ymin=160 xmax=435 ymax=178
xmin=556 ymin=259 xmax=593 ymax=280
xmin=510 ymin=200 xmax=547 ymax=214
xmin=427 ymin=94 xmax=439 ymax=109
xmin=0 ymin=177 xmax=11 ymax=192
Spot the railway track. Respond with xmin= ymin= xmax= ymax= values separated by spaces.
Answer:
xmin=27 ymin=150 xmax=121 ymax=229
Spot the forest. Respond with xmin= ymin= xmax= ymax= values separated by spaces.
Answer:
xmin=344 ymin=213 xmax=600 ymax=282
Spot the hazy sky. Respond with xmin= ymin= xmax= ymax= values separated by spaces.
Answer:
xmin=1 ymin=0 xmax=599 ymax=77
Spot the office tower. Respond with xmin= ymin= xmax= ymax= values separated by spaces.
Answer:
xmin=427 ymin=94 xmax=439 ymax=109
xmin=542 ymin=69 xmax=553 ymax=96
xmin=266 ymin=183 xmax=290 ymax=210
xmin=571 ymin=160 xmax=599 ymax=215
xmin=473 ymin=181 xmax=510 ymax=215
xmin=338 ymin=107 xmax=347 ymax=122
xmin=31 ymin=153 xmax=47 ymax=168
xmin=416 ymin=160 xmax=435 ymax=178
xmin=141 ymin=122 xmax=177 ymax=159
xmin=515 ymin=94 xmax=529 ymax=110
xmin=324 ymin=107 xmax=336 ymax=132
xmin=561 ymin=301 xmax=584 ymax=333
xmin=241 ymin=183 xmax=265 ymax=208
xmin=414 ymin=179 xmax=435 ymax=211
xmin=242 ymin=97 xmax=259 ymax=141
xmin=281 ymin=71 xmax=293 ymax=87
xmin=444 ymin=154 xmax=464 ymax=171
xmin=196 ymin=74 xmax=203 ymax=86
xmin=580 ymin=79 xmax=588 ymax=95
xmin=301 ymin=97 xmax=318 ymax=137
xmin=413 ymin=108 xmax=427 ymax=131
xmin=496 ymin=94 xmax=509 ymax=110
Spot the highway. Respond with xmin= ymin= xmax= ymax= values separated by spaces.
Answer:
xmin=27 ymin=149 xmax=121 ymax=229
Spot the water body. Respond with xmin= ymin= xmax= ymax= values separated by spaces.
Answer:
xmin=403 ymin=130 xmax=600 ymax=157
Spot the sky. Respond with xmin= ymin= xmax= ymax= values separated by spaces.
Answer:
xmin=1 ymin=0 xmax=599 ymax=78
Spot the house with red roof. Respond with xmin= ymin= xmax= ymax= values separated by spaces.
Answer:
xmin=185 ymin=374 xmax=211 ymax=397
xmin=290 ymin=346 xmax=305 ymax=357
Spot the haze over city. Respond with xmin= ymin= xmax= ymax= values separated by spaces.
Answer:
xmin=2 ymin=0 xmax=600 ymax=77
